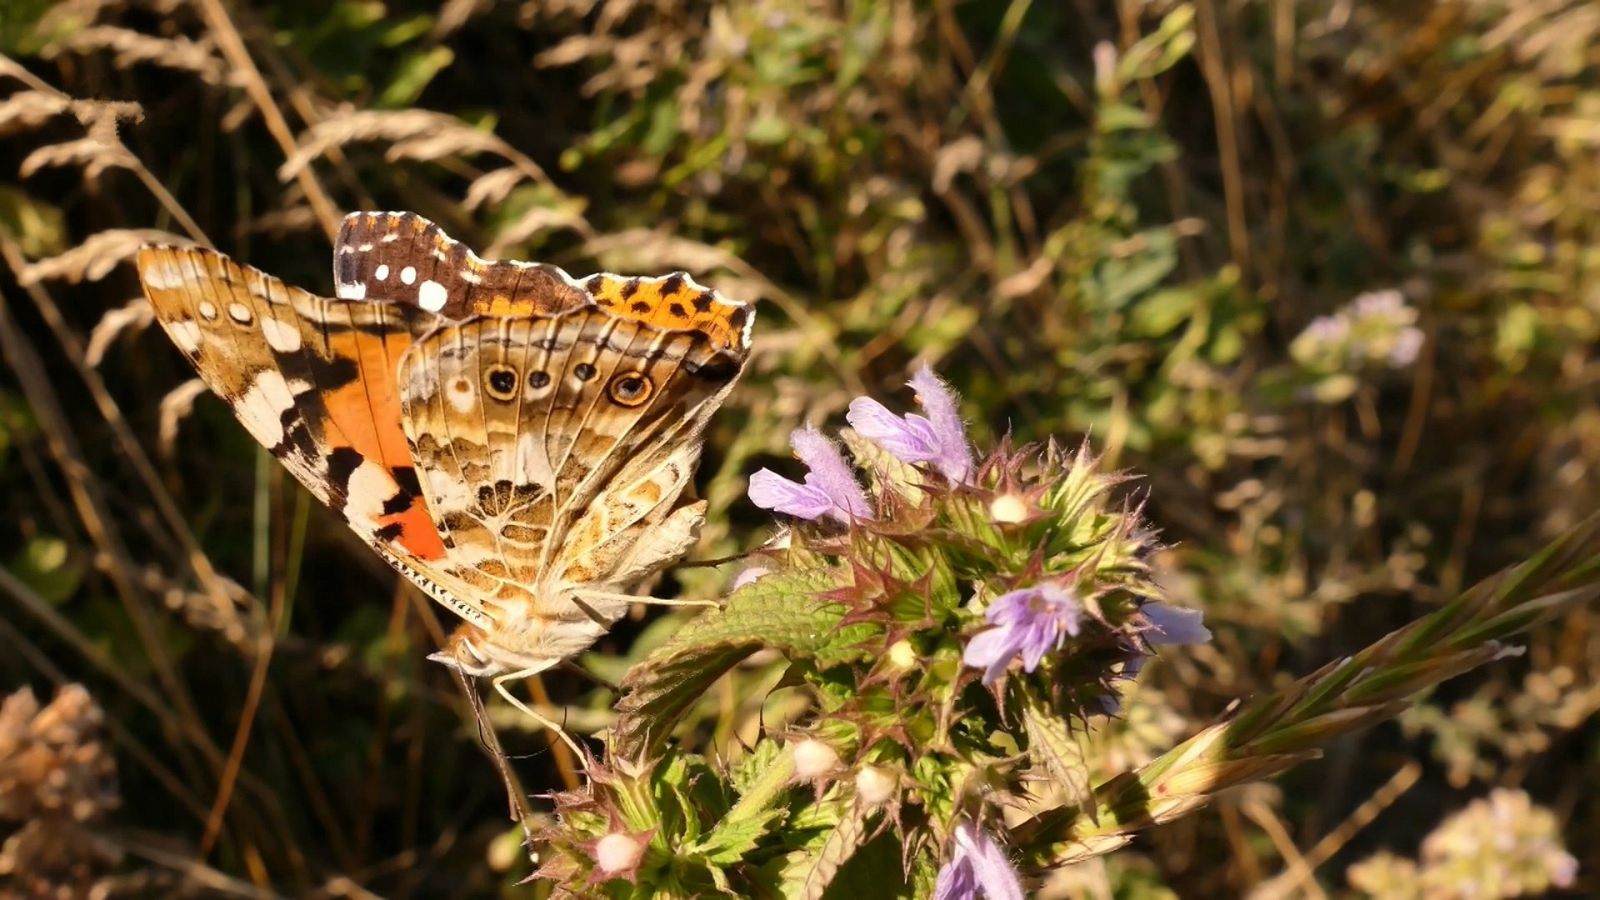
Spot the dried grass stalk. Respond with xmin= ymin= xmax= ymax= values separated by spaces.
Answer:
xmin=17 ymin=229 xmax=185 ymax=285
xmin=277 ymin=109 xmax=507 ymax=181
xmin=157 ymin=377 xmax=210 ymax=459
xmin=85 ymin=297 xmax=154 ymax=368
xmin=42 ymin=27 xmax=230 ymax=85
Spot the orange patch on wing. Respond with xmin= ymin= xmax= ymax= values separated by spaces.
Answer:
xmin=585 ymin=273 xmax=748 ymax=353
xmin=380 ymin=502 xmax=447 ymax=559
xmin=321 ymin=327 xmax=448 ymax=561
xmin=480 ymin=293 xmax=535 ymax=316
xmin=322 ymin=328 xmax=414 ymax=473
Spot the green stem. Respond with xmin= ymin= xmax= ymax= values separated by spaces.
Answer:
xmin=722 ymin=745 xmax=798 ymax=828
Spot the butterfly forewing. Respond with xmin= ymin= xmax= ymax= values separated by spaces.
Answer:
xmin=135 ymin=245 xmax=482 ymax=617
xmin=335 ymin=210 xmax=589 ymax=318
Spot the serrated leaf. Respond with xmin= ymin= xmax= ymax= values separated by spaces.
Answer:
xmin=780 ymin=797 xmax=869 ymax=900
xmin=612 ymin=568 xmax=872 ymax=757
xmin=693 ymin=806 xmax=788 ymax=865
xmin=731 ymin=739 xmax=787 ymax=796
xmin=1021 ymin=699 xmax=1096 ymax=824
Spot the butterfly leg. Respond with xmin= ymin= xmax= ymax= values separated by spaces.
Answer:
xmin=492 ymin=669 xmax=588 ymax=760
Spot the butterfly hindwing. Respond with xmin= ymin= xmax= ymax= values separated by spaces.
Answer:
xmin=393 ymin=299 xmax=746 ymax=611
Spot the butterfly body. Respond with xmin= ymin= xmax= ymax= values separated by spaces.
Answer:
xmin=137 ymin=212 xmax=752 ymax=686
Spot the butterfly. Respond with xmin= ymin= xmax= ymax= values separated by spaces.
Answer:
xmin=136 ymin=212 xmax=753 ymax=756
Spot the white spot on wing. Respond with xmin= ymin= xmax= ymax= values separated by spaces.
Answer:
xmin=167 ymin=319 xmax=202 ymax=352
xmin=197 ymin=301 xmax=217 ymax=320
xmin=417 ymin=279 xmax=449 ymax=312
xmin=424 ymin=466 xmax=474 ymax=511
xmin=227 ymin=302 xmax=252 ymax=324
xmin=515 ymin=431 xmax=556 ymax=489
xmin=344 ymin=461 xmax=395 ymax=525
xmin=445 ymin=376 xmax=475 ymax=413
xmin=260 ymin=316 xmax=302 ymax=352
xmin=374 ymin=264 xmax=389 ymax=281
xmin=234 ymin=369 xmax=295 ymax=447
xmin=337 ymin=281 xmax=368 ymax=300
xmin=141 ymin=260 xmax=186 ymax=290
xmin=400 ymin=266 xmax=417 ymax=285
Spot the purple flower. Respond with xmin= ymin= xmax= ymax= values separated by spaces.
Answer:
xmin=962 ymin=583 xmax=1082 ymax=684
xmin=1141 ymin=602 xmax=1211 ymax=645
xmin=933 ymin=820 xmax=1025 ymax=900
xmin=1387 ymin=326 xmax=1424 ymax=368
xmin=748 ymin=426 xmax=873 ymax=523
xmin=846 ymin=365 xmax=974 ymax=483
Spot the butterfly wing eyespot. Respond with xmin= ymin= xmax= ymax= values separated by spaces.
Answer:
xmin=483 ymin=364 xmax=519 ymax=401
xmin=607 ymin=371 xmax=653 ymax=407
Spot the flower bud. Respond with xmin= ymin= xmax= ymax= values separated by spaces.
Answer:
xmin=855 ymin=765 xmax=898 ymax=806
xmin=594 ymin=832 xmax=644 ymax=875
xmin=988 ymin=492 xmax=1028 ymax=524
xmin=885 ymin=639 xmax=917 ymax=671
xmin=792 ymin=738 xmax=840 ymax=780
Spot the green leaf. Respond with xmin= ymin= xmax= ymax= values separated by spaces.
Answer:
xmin=779 ymin=795 xmax=869 ymax=900
xmin=612 ymin=568 xmax=873 ymax=757
xmin=1021 ymin=698 xmax=1096 ymax=824
xmin=376 ymin=46 xmax=455 ymax=108
xmin=693 ymin=806 xmax=788 ymax=865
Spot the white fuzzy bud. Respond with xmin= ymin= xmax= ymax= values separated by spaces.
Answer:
xmin=792 ymin=738 xmax=840 ymax=780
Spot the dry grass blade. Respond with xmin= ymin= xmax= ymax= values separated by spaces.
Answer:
xmin=42 ymin=26 xmax=230 ymax=85
xmin=85 ymin=297 xmax=154 ymax=368
xmin=0 ymin=90 xmax=75 ymax=136
xmin=20 ymin=136 xmax=138 ymax=181
xmin=462 ymin=166 xmax=526 ymax=212
xmin=1015 ymin=514 xmax=1600 ymax=869
xmin=18 ymin=228 xmax=185 ymax=285
xmin=278 ymin=109 xmax=522 ymax=180
xmin=157 ymin=377 xmax=210 ymax=460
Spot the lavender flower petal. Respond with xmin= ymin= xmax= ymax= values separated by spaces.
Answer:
xmin=962 ymin=627 xmax=1023 ymax=685
xmin=747 ymin=469 xmax=839 ymax=521
xmin=908 ymin=365 xmax=974 ymax=481
xmin=934 ymin=821 xmax=1025 ymax=900
xmin=748 ymin=427 xmax=873 ymax=523
xmin=1142 ymin=602 xmax=1211 ymax=645
xmin=730 ymin=566 xmax=771 ymax=590
xmin=789 ymin=426 xmax=873 ymax=520
xmin=847 ymin=397 xmax=942 ymax=460
xmin=962 ymin=584 xmax=1082 ymax=684
xmin=845 ymin=367 xmax=973 ymax=484
xmin=933 ymin=849 xmax=977 ymax=900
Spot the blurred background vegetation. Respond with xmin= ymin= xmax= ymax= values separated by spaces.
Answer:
xmin=0 ymin=0 xmax=1596 ymax=896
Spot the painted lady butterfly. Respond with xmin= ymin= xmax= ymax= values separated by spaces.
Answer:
xmin=137 ymin=211 xmax=753 ymax=754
